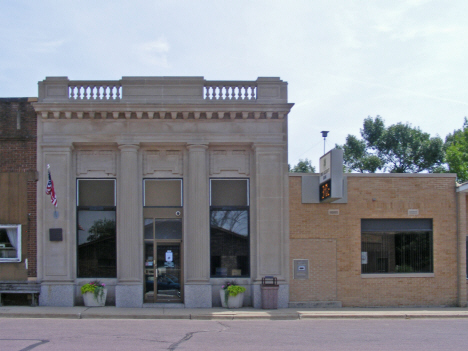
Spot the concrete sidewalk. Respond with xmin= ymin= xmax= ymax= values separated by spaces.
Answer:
xmin=1 ymin=306 xmax=468 ymax=320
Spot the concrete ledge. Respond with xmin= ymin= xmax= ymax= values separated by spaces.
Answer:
xmin=289 ymin=301 xmax=342 ymax=308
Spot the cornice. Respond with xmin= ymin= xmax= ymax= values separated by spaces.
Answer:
xmin=33 ymin=103 xmax=294 ymax=121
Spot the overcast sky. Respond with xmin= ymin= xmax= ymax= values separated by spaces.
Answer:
xmin=1 ymin=0 xmax=467 ymax=167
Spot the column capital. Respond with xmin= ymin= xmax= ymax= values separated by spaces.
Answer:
xmin=118 ymin=143 xmax=140 ymax=152
xmin=187 ymin=143 xmax=208 ymax=151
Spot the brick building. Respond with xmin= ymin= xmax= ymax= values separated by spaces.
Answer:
xmin=289 ymin=173 xmax=467 ymax=307
xmin=0 ymin=98 xmax=38 ymax=297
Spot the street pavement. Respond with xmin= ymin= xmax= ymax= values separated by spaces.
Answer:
xmin=1 ymin=306 xmax=468 ymax=320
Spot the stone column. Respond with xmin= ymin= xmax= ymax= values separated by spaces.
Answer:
xmin=115 ymin=143 xmax=142 ymax=307
xmin=251 ymin=143 xmax=289 ymax=308
xmin=184 ymin=143 xmax=212 ymax=307
xmin=39 ymin=144 xmax=75 ymax=306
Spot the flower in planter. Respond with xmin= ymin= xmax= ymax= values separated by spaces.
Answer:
xmin=222 ymin=280 xmax=246 ymax=306
xmin=81 ymin=280 xmax=106 ymax=300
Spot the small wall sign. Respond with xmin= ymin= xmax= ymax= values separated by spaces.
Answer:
xmin=361 ymin=252 xmax=368 ymax=264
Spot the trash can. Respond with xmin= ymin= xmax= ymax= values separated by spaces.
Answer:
xmin=261 ymin=276 xmax=279 ymax=309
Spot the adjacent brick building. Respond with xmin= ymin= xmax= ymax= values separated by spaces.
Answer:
xmin=289 ymin=173 xmax=467 ymax=307
xmin=0 ymin=98 xmax=38 ymax=282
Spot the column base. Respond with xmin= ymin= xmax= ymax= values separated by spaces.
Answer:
xmin=184 ymin=284 xmax=212 ymax=308
xmin=39 ymin=283 xmax=75 ymax=307
xmin=115 ymin=284 xmax=143 ymax=307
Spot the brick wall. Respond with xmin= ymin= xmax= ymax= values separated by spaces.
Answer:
xmin=0 ymin=98 xmax=37 ymax=278
xmin=289 ymin=174 xmax=459 ymax=307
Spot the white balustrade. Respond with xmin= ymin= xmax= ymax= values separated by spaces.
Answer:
xmin=204 ymin=82 xmax=257 ymax=101
xmin=39 ymin=78 xmax=271 ymax=103
xmin=68 ymin=82 xmax=122 ymax=101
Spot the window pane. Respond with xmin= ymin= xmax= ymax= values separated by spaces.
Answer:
xmin=155 ymin=219 xmax=182 ymax=240
xmin=78 ymin=179 xmax=115 ymax=206
xmin=144 ymin=219 xmax=153 ymax=240
xmin=210 ymin=210 xmax=249 ymax=277
xmin=144 ymin=179 xmax=182 ymax=206
xmin=362 ymin=219 xmax=432 ymax=232
xmin=77 ymin=210 xmax=116 ymax=277
xmin=361 ymin=231 xmax=433 ymax=274
xmin=0 ymin=226 xmax=20 ymax=260
xmin=211 ymin=179 xmax=248 ymax=206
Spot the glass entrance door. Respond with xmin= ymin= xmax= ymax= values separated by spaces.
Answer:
xmin=155 ymin=243 xmax=181 ymax=301
xmin=144 ymin=215 xmax=183 ymax=303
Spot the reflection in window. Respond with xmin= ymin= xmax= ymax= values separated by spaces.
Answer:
xmin=77 ymin=179 xmax=116 ymax=278
xmin=210 ymin=179 xmax=250 ymax=278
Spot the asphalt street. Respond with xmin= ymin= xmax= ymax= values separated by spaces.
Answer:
xmin=2 ymin=318 xmax=468 ymax=351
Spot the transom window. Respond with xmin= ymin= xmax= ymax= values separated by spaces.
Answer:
xmin=144 ymin=179 xmax=182 ymax=207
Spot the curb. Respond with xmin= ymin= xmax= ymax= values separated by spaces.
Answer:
xmin=2 ymin=308 xmax=468 ymax=320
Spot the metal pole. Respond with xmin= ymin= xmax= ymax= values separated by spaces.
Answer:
xmin=321 ymin=131 xmax=329 ymax=154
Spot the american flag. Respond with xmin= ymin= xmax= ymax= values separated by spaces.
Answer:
xmin=46 ymin=166 xmax=57 ymax=207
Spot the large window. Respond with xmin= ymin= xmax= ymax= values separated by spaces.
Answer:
xmin=210 ymin=179 xmax=250 ymax=278
xmin=77 ymin=179 xmax=116 ymax=278
xmin=0 ymin=224 xmax=21 ymax=262
xmin=361 ymin=219 xmax=433 ymax=274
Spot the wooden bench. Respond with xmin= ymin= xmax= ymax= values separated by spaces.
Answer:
xmin=0 ymin=282 xmax=40 ymax=306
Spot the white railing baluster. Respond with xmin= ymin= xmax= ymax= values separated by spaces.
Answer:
xmin=66 ymin=81 xmax=122 ymax=101
xmin=203 ymin=81 xmax=257 ymax=101
xmin=65 ymin=79 xmax=258 ymax=102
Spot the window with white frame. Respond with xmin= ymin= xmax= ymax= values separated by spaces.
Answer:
xmin=0 ymin=224 xmax=21 ymax=262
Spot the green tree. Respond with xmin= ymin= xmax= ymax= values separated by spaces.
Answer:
xmin=87 ymin=218 xmax=116 ymax=242
xmin=445 ymin=118 xmax=468 ymax=182
xmin=338 ymin=116 xmax=444 ymax=173
xmin=289 ymin=158 xmax=316 ymax=173
xmin=337 ymin=135 xmax=383 ymax=173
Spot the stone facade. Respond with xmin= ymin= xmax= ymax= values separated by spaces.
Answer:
xmin=289 ymin=173 xmax=466 ymax=307
xmin=34 ymin=76 xmax=293 ymax=307
xmin=0 ymin=98 xmax=37 ymax=281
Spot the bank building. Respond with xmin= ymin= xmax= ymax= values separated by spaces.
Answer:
xmin=0 ymin=76 xmax=467 ymax=308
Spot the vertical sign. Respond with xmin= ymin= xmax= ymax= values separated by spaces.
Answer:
xmin=319 ymin=149 xmax=344 ymax=203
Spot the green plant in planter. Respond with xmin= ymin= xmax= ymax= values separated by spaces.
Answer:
xmin=81 ymin=280 xmax=106 ymax=300
xmin=222 ymin=281 xmax=246 ymax=306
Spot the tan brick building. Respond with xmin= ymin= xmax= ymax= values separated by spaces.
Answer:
xmin=289 ymin=173 xmax=467 ymax=307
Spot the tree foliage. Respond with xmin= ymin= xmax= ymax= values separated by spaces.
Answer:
xmin=337 ymin=116 xmax=444 ymax=173
xmin=289 ymin=158 xmax=316 ymax=173
xmin=87 ymin=218 xmax=116 ymax=242
xmin=445 ymin=118 xmax=468 ymax=183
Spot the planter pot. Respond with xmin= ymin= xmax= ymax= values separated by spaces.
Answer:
xmin=220 ymin=289 xmax=244 ymax=308
xmin=82 ymin=288 xmax=107 ymax=307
